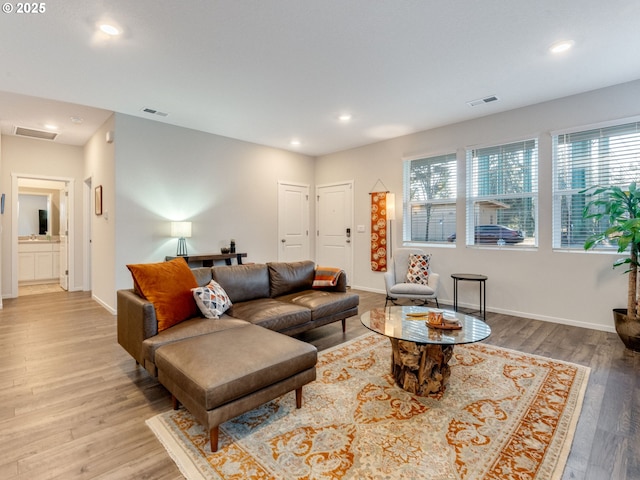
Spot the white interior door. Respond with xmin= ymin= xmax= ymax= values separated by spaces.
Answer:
xmin=278 ymin=182 xmax=310 ymax=262
xmin=316 ymin=182 xmax=353 ymax=284
xmin=59 ymin=185 xmax=69 ymax=290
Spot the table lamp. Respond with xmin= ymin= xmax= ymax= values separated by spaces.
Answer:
xmin=171 ymin=221 xmax=192 ymax=256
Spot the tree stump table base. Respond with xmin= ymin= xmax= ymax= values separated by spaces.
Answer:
xmin=390 ymin=338 xmax=454 ymax=395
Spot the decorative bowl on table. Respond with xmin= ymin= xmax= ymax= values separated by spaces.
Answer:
xmin=220 ymin=247 xmax=230 ymax=254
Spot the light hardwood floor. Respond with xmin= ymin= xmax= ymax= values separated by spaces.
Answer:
xmin=0 ymin=290 xmax=638 ymax=479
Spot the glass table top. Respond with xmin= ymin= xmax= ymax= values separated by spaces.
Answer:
xmin=361 ymin=306 xmax=491 ymax=346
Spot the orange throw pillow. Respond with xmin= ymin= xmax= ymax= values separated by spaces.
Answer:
xmin=127 ymin=258 xmax=199 ymax=332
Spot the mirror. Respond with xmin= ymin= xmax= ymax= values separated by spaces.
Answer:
xmin=18 ymin=191 xmax=59 ymax=237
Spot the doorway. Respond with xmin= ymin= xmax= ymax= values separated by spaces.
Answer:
xmin=277 ymin=182 xmax=310 ymax=262
xmin=315 ymin=181 xmax=354 ymax=284
xmin=11 ymin=173 xmax=74 ymax=298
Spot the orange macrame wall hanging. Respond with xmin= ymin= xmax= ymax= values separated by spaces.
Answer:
xmin=370 ymin=191 xmax=389 ymax=271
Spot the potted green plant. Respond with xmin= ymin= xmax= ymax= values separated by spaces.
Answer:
xmin=582 ymin=182 xmax=640 ymax=351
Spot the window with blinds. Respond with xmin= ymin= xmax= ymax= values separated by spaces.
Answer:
xmin=466 ymin=140 xmax=538 ymax=246
xmin=552 ymin=120 xmax=640 ymax=249
xmin=403 ymin=153 xmax=457 ymax=243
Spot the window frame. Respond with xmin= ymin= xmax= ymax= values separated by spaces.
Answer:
xmin=551 ymin=116 xmax=640 ymax=251
xmin=465 ymin=138 xmax=539 ymax=248
xmin=402 ymin=152 xmax=458 ymax=245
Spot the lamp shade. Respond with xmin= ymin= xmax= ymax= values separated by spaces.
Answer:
xmin=386 ymin=193 xmax=396 ymax=220
xmin=170 ymin=221 xmax=192 ymax=238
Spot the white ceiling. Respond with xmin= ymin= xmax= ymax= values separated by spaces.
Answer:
xmin=1 ymin=1 xmax=639 ymax=155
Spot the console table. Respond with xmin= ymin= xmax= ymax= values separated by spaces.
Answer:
xmin=165 ymin=253 xmax=247 ymax=267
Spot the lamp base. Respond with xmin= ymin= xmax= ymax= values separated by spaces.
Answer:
xmin=176 ymin=237 xmax=188 ymax=256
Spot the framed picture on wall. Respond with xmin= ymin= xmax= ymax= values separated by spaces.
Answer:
xmin=95 ymin=185 xmax=103 ymax=216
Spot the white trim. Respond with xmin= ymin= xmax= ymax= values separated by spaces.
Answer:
xmin=402 ymin=149 xmax=457 ymax=163
xmin=549 ymin=114 xmax=640 ymax=137
xmin=464 ymin=133 xmax=541 ymax=152
xmin=83 ymin=176 xmax=93 ymax=292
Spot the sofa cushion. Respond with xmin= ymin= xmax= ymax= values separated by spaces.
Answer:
xmin=127 ymin=258 xmax=199 ymax=332
xmin=276 ymin=290 xmax=360 ymax=321
xmin=212 ymin=264 xmax=270 ymax=303
xmin=228 ymin=298 xmax=311 ymax=331
xmin=192 ymin=280 xmax=232 ymax=318
xmin=155 ymin=325 xmax=317 ymax=411
xmin=191 ymin=267 xmax=214 ymax=287
xmin=142 ymin=316 xmax=250 ymax=365
xmin=268 ymin=260 xmax=315 ymax=297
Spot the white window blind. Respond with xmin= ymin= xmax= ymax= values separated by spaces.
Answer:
xmin=466 ymin=139 xmax=538 ymax=246
xmin=403 ymin=153 xmax=457 ymax=243
xmin=553 ymin=120 xmax=640 ymax=249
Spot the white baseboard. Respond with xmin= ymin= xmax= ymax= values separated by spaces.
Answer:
xmin=92 ymin=293 xmax=116 ymax=315
xmin=350 ymin=285 xmax=615 ymax=333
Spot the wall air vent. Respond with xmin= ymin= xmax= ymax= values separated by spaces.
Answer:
xmin=14 ymin=126 xmax=58 ymax=141
xmin=466 ymin=95 xmax=500 ymax=107
xmin=142 ymin=107 xmax=169 ymax=117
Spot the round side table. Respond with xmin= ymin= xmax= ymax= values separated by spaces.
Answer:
xmin=451 ymin=273 xmax=487 ymax=320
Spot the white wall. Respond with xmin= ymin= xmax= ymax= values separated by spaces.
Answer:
xmin=316 ymin=79 xmax=640 ymax=332
xmin=84 ymin=114 xmax=116 ymax=311
xmin=113 ymin=114 xmax=315 ymax=301
xmin=0 ymin=135 xmax=85 ymax=297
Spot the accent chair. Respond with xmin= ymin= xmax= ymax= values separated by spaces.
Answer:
xmin=384 ymin=248 xmax=440 ymax=308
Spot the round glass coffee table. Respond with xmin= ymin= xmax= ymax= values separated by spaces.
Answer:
xmin=361 ymin=306 xmax=491 ymax=395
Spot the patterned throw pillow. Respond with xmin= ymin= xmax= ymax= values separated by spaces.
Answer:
xmin=192 ymin=280 xmax=232 ymax=319
xmin=406 ymin=253 xmax=431 ymax=285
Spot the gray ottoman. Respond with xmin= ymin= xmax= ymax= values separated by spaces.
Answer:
xmin=155 ymin=324 xmax=317 ymax=452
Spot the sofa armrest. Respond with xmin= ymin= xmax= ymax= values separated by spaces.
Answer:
xmin=117 ymin=289 xmax=159 ymax=365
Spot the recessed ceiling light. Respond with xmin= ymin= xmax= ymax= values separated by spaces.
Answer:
xmin=99 ymin=23 xmax=121 ymax=36
xmin=44 ymin=124 xmax=58 ymax=130
xmin=338 ymin=114 xmax=352 ymax=122
xmin=70 ymin=116 xmax=84 ymax=124
xmin=549 ymin=40 xmax=574 ymax=54
xmin=290 ymin=139 xmax=301 ymax=146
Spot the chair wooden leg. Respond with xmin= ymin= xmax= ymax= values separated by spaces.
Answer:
xmin=341 ymin=318 xmax=346 ymax=333
xmin=210 ymin=426 xmax=219 ymax=452
xmin=435 ymin=297 xmax=439 ymax=308
xmin=295 ymin=387 xmax=303 ymax=409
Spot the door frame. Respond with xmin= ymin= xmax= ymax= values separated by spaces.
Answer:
xmin=11 ymin=173 xmax=75 ymax=298
xmin=315 ymin=180 xmax=354 ymax=284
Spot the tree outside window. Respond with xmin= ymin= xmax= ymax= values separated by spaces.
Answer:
xmin=403 ymin=153 xmax=457 ymax=243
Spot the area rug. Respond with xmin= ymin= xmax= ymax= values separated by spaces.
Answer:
xmin=147 ymin=332 xmax=589 ymax=480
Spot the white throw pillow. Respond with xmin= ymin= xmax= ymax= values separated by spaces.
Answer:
xmin=192 ymin=280 xmax=232 ymax=318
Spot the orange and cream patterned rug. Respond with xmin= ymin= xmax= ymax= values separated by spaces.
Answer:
xmin=147 ymin=333 xmax=589 ymax=480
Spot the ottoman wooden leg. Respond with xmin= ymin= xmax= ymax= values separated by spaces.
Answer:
xmin=172 ymin=395 xmax=180 ymax=410
xmin=210 ymin=426 xmax=219 ymax=452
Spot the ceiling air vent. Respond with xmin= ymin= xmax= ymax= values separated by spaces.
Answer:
xmin=14 ymin=126 xmax=58 ymax=141
xmin=466 ymin=95 xmax=499 ymax=107
xmin=142 ymin=107 xmax=169 ymax=117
